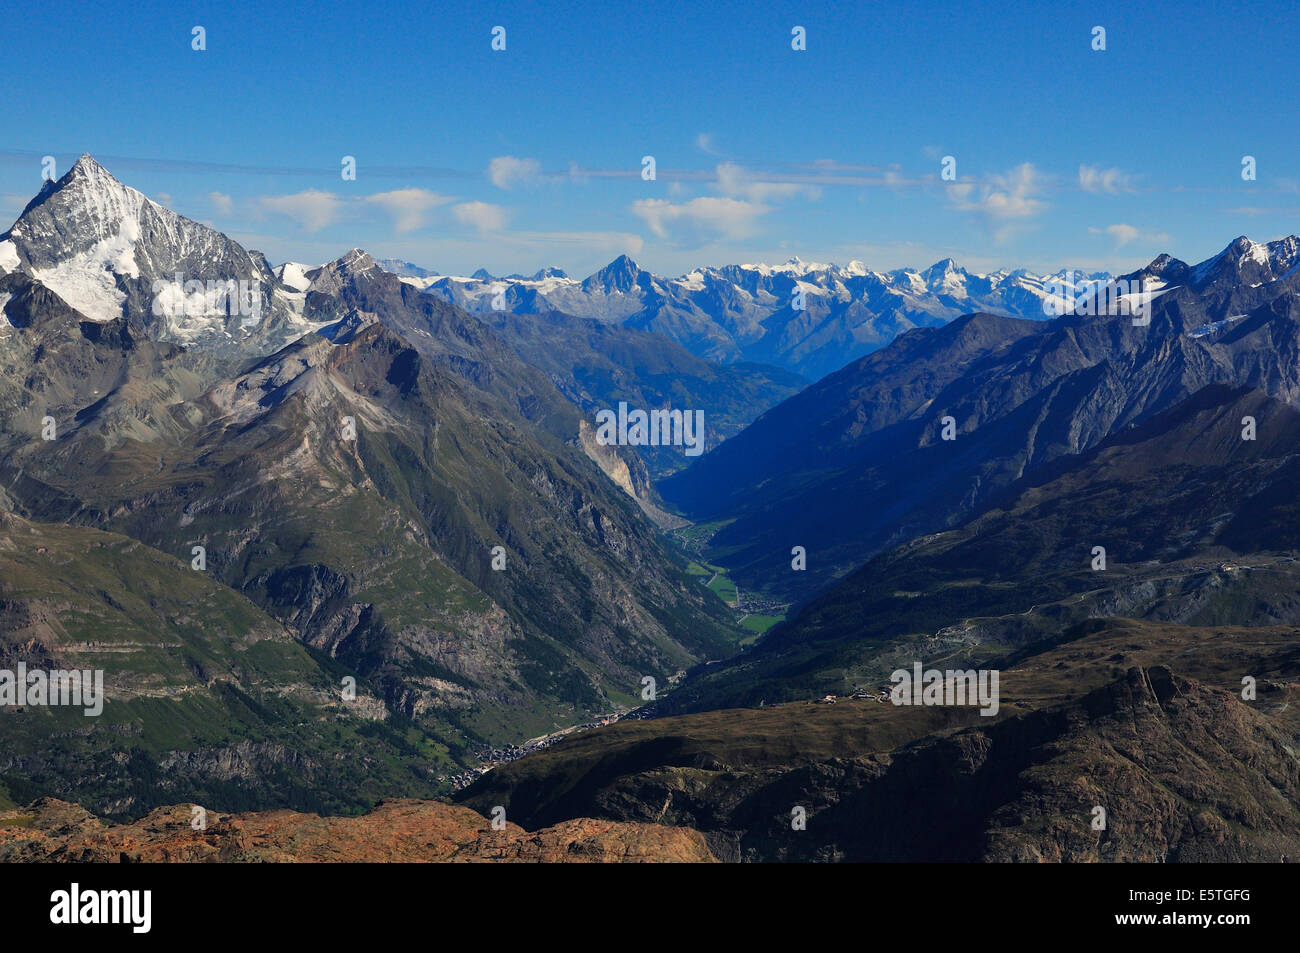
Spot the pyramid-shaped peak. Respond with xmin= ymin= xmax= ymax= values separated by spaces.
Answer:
xmin=922 ymin=258 xmax=970 ymax=293
xmin=59 ymin=154 xmax=131 ymax=196
xmin=1217 ymin=236 xmax=1257 ymax=260
xmin=1143 ymin=252 xmax=1190 ymax=282
xmin=0 ymin=150 xmax=275 ymax=328
xmin=10 ymin=153 xmax=132 ymax=222
xmin=585 ymin=254 xmax=645 ymax=292
xmin=602 ymin=254 xmax=640 ymax=273
xmin=69 ymin=153 xmax=108 ymax=175
xmin=337 ymin=248 xmax=377 ymax=269
xmin=4 ymin=152 xmax=152 ymax=250
xmin=923 ymin=257 xmax=963 ymax=277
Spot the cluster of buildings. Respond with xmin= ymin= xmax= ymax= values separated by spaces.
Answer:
xmin=442 ymin=710 xmax=628 ymax=791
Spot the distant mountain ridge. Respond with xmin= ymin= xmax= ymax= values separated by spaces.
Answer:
xmin=658 ymin=230 xmax=1300 ymax=603
xmin=366 ymin=236 xmax=1300 ymax=381
xmin=358 ymin=252 xmax=1113 ymax=379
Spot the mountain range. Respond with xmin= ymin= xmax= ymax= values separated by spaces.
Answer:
xmin=660 ymin=234 xmax=1300 ymax=602
xmin=3 ymin=155 xmax=1300 ymax=863
xmin=452 ymin=233 xmax=1300 ymax=862
xmin=0 ymin=156 xmax=779 ymax=817
xmin=377 ymin=254 xmax=1114 ymax=379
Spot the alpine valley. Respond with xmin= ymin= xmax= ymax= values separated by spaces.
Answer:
xmin=3 ymin=157 xmax=1299 ymax=863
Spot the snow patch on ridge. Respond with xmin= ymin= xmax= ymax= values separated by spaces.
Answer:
xmin=275 ymin=261 xmax=314 ymax=292
xmin=1188 ymin=314 xmax=1248 ymax=339
xmin=30 ymin=226 xmax=141 ymax=321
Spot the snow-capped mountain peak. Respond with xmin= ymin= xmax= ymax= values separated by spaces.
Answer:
xmin=1189 ymin=234 xmax=1300 ymax=287
xmin=0 ymin=155 xmax=343 ymax=355
xmin=583 ymin=254 xmax=647 ymax=294
xmin=9 ymin=157 xmax=1294 ymax=382
xmin=0 ymin=154 xmax=275 ymax=336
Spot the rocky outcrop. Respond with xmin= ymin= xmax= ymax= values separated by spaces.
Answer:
xmin=578 ymin=418 xmax=688 ymax=530
xmin=0 ymin=798 xmax=716 ymax=863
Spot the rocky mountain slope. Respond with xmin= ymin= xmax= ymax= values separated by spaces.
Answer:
xmin=0 ymin=511 xmax=430 ymax=820
xmin=657 ymin=383 xmax=1300 ymax=711
xmin=455 ymin=316 xmax=1300 ymax=861
xmin=7 ymin=154 xmax=1300 ymax=863
xmin=0 ymin=157 xmax=749 ymax=820
xmin=0 ymin=797 xmax=716 ymax=862
xmin=661 ymin=238 xmax=1300 ymax=601
xmin=460 ymin=621 xmax=1300 ymax=862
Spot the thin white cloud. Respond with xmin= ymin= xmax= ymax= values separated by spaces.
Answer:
xmin=631 ymin=196 xmax=767 ymax=240
xmin=1105 ymin=223 xmax=1140 ymax=245
xmin=364 ymin=188 xmax=454 ymax=233
xmin=488 ymin=156 xmax=542 ymax=190
xmin=209 ymin=192 xmax=233 ymax=215
xmin=947 ymin=163 xmax=1047 ymax=242
xmin=454 ymin=201 xmax=507 ymax=232
xmin=695 ymin=133 xmax=721 ymax=156
xmin=1089 ymin=223 xmax=1169 ymax=247
xmin=259 ymin=190 xmax=345 ymax=233
xmin=715 ymin=162 xmax=819 ymax=202
xmin=949 ymin=164 xmax=1045 ymax=219
xmin=1079 ymin=165 xmax=1135 ymax=194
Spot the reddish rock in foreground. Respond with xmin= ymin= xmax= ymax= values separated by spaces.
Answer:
xmin=0 ymin=798 xmax=717 ymax=863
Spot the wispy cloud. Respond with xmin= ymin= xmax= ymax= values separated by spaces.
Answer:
xmin=365 ymin=188 xmax=454 ymax=232
xmin=631 ymin=196 xmax=767 ymax=240
xmin=1079 ymin=165 xmax=1136 ymax=194
xmin=0 ymin=149 xmax=475 ymax=182
xmin=948 ymin=163 xmax=1047 ymax=241
xmin=1100 ymin=223 xmax=1139 ymax=245
xmin=488 ymin=156 xmax=543 ymax=190
xmin=715 ymin=162 xmax=820 ymax=202
xmin=259 ymin=190 xmax=345 ymax=233
xmin=1089 ymin=223 xmax=1170 ymax=247
xmin=453 ymin=201 xmax=507 ymax=232
xmin=695 ymin=133 xmax=721 ymax=156
xmin=252 ymin=188 xmax=484 ymax=237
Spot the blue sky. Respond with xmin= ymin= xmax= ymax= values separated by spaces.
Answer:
xmin=3 ymin=0 xmax=1298 ymax=278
